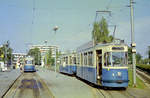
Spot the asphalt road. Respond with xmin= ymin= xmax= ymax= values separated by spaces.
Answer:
xmin=3 ymin=73 xmax=54 ymax=98
xmin=0 ymin=69 xmax=21 ymax=97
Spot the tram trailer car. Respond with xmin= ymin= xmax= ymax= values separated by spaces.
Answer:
xmin=76 ymin=41 xmax=129 ymax=88
xmin=24 ymin=56 xmax=36 ymax=72
xmin=59 ymin=52 xmax=77 ymax=75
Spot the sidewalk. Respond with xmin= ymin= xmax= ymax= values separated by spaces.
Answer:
xmin=37 ymin=68 xmax=97 ymax=98
xmin=0 ymin=69 xmax=21 ymax=97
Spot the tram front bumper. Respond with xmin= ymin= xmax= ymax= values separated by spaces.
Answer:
xmin=102 ymin=68 xmax=128 ymax=87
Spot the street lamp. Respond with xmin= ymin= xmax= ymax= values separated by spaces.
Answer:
xmin=53 ymin=26 xmax=59 ymax=73
xmin=53 ymin=26 xmax=58 ymax=33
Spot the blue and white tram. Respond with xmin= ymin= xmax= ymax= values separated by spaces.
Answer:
xmin=24 ymin=56 xmax=36 ymax=72
xmin=59 ymin=52 xmax=77 ymax=75
xmin=76 ymin=41 xmax=128 ymax=87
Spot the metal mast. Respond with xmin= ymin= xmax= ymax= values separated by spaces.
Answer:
xmin=130 ymin=0 xmax=136 ymax=86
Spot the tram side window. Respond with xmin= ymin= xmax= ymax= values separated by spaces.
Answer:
xmin=84 ymin=53 xmax=87 ymax=65
xmin=66 ymin=57 xmax=68 ymax=65
xmin=125 ymin=52 xmax=128 ymax=65
xmin=73 ymin=57 xmax=76 ymax=64
xmin=88 ymin=52 xmax=93 ymax=66
xmin=60 ymin=57 xmax=62 ymax=65
xmin=69 ymin=56 xmax=72 ymax=65
xmin=104 ymin=52 xmax=111 ymax=66
xmin=81 ymin=53 xmax=83 ymax=65
xmin=77 ymin=54 xmax=80 ymax=65
xmin=63 ymin=57 xmax=65 ymax=65
xmin=60 ymin=58 xmax=61 ymax=64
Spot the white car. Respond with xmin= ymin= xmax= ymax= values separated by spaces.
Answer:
xmin=0 ymin=62 xmax=7 ymax=72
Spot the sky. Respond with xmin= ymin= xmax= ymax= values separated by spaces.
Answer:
xmin=0 ymin=0 xmax=150 ymax=58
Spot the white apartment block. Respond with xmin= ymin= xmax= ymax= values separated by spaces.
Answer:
xmin=30 ymin=45 xmax=58 ymax=57
xmin=30 ymin=45 xmax=59 ymax=66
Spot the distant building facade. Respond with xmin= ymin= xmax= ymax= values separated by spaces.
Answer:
xmin=12 ymin=53 xmax=27 ymax=68
xmin=30 ymin=45 xmax=59 ymax=66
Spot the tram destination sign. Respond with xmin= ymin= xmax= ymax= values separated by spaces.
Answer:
xmin=112 ymin=47 xmax=124 ymax=50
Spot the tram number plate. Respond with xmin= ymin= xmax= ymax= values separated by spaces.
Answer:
xmin=117 ymin=80 xmax=123 ymax=83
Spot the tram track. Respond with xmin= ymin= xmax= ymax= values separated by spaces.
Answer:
xmin=99 ymin=87 xmax=137 ymax=98
xmin=96 ymin=89 xmax=106 ymax=98
xmin=136 ymin=68 xmax=150 ymax=88
xmin=105 ymin=90 xmax=134 ymax=98
xmin=88 ymin=82 xmax=136 ymax=98
xmin=2 ymin=72 xmax=54 ymax=98
xmin=119 ymin=90 xmax=135 ymax=98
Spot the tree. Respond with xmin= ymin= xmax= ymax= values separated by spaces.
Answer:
xmin=128 ymin=47 xmax=142 ymax=64
xmin=92 ymin=17 xmax=113 ymax=44
xmin=136 ymin=53 xmax=142 ymax=64
xmin=56 ymin=50 xmax=61 ymax=65
xmin=128 ymin=47 xmax=132 ymax=64
xmin=28 ymin=48 xmax=41 ymax=65
xmin=0 ymin=47 xmax=4 ymax=61
xmin=56 ymin=50 xmax=61 ymax=59
xmin=0 ymin=41 xmax=13 ymax=65
xmin=46 ymin=48 xmax=54 ymax=66
xmin=141 ymin=58 xmax=149 ymax=64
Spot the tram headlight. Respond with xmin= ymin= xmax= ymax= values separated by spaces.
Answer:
xmin=97 ymin=75 xmax=100 ymax=79
xmin=117 ymin=72 xmax=122 ymax=76
xmin=112 ymin=73 xmax=115 ymax=77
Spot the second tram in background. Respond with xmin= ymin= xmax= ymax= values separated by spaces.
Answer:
xmin=60 ymin=39 xmax=129 ymax=88
xmin=24 ymin=56 xmax=36 ymax=72
xmin=59 ymin=51 xmax=77 ymax=75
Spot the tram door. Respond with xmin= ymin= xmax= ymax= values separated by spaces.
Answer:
xmin=96 ymin=50 xmax=102 ymax=81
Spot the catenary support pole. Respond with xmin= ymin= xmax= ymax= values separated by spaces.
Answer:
xmin=130 ymin=0 xmax=136 ymax=86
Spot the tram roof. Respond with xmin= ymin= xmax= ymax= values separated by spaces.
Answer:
xmin=76 ymin=40 xmax=127 ymax=52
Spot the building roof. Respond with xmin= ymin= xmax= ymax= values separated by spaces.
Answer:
xmin=31 ymin=45 xmax=58 ymax=48
xmin=12 ymin=53 xmax=27 ymax=55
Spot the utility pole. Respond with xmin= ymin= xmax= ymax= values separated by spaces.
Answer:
xmin=130 ymin=0 xmax=136 ymax=86
xmin=44 ymin=40 xmax=48 ymax=67
xmin=38 ymin=52 xmax=41 ymax=66
xmin=53 ymin=26 xmax=58 ymax=73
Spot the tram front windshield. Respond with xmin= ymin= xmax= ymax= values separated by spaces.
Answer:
xmin=25 ymin=60 xmax=33 ymax=65
xmin=112 ymin=52 xmax=127 ymax=66
xmin=105 ymin=52 xmax=127 ymax=67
